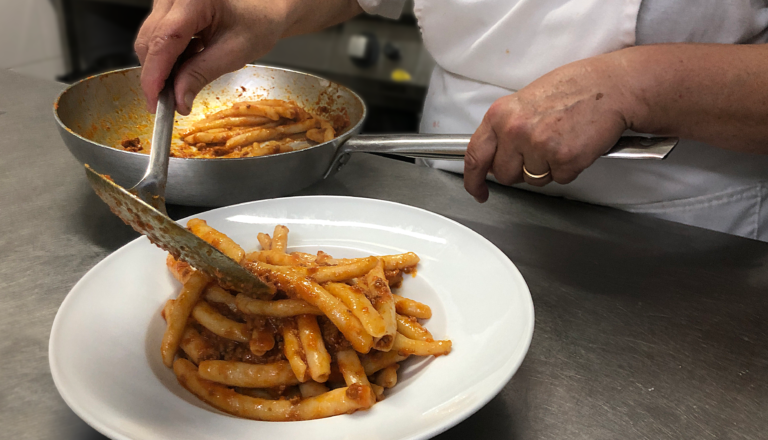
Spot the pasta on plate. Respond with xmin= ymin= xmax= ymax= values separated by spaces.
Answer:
xmin=160 ymin=220 xmax=451 ymax=421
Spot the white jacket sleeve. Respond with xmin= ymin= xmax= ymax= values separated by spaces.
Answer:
xmin=357 ymin=0 xmax=406 ymax=19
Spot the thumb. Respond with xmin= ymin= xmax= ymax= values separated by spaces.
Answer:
xmin=173 ymin=37 xmax=253 ymax=115
xmin=464 ymin=116 xmax=498 ymax=203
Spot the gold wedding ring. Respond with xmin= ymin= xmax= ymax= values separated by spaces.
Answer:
xmin=522 ymin=165 xmax=551 ymax=180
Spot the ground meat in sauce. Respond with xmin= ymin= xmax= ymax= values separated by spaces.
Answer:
xmin=329 ymin=113 xmax=349 ymax=132
xmin=385 ymin=269 xmax=404 ymax=289
xmin=207 ymin=300 xmax=245 ymax=323
xmin=184 ymin=288 xmax=354 ymax=366
xmin=346 ymin=383 xmax=364 ymax=400
xmin=319 ymin=316 xmax=350 ymax=353
xmin=270 ymin=290 xmax=290 ymax=301
xmin=195 ymin=324 xmax=284 ymax=364
xmin=236 ymin=386 xmax=301 ymax=401
xmin=316 ymin=251 xmax=333 ymax=265
xmin=121 ymin=137 xmax=142 ymax=152
xmin=313 ymin=105 xmax=349 ymax=132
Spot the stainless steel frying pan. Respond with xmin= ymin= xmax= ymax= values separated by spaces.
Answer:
xmin=54 ymin=65 xmax=677 ymax=207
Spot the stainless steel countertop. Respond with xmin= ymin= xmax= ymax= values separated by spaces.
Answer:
xmin=1 ymin=70 xmax=765 ymax=439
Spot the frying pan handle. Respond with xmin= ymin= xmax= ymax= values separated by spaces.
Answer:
xmin=324 ymin=134 xmax=678 ymax=178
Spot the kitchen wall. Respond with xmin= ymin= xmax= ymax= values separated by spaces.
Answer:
xmin=0 ymin=0 xmax=65 ymax=81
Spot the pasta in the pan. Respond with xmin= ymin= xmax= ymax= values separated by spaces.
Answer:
xmin=119 ymin=99 xmax=346 ymax=159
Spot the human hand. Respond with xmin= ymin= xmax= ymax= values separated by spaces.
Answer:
xmin=135 ymin=0 xmax=290 ymax=115
xmin=464 ymin=55 xmax=635 ymax=202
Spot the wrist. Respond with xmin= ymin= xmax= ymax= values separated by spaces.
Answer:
xmin=600 ymin=47 xmax=649 ymax=134
xmin=279 ymin=0 xmax=363 ymax=38
xmin=607 ymin=46 xmax=669 ymax=135
xmin=278 ymin=0 xmax=303 ymax=38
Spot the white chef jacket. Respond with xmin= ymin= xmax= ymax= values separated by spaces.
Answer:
xmin=358 ymin=0 xmax=768 ymax=241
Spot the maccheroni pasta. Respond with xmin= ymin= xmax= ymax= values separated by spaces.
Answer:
xmin=120 ymin=99 xmax=344 ymax=159
xmin=160 ymin=220 xmax=451 ymax=421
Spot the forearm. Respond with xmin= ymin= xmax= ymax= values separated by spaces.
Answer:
xmin=614 ymin=43 xmax=768 ymax=154
xmin=282 ymin=0 xmax=363 ymax=38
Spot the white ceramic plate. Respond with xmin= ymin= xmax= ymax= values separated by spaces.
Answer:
xmin=50 ymin=196 xmax=534 ymax=440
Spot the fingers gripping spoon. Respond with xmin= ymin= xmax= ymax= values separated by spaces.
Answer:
xmin=85 ymin=72 xmax=274 ymax=297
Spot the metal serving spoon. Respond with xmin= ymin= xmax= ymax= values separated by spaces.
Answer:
xmin=85 ymin=73 xmax=273 ymax=297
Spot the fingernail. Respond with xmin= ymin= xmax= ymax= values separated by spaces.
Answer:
xmin=184 ymin=92 xmax=195 ymax=111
